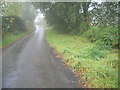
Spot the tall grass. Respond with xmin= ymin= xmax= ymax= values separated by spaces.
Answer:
xmin=2 ymin=31 xmax=27 ymax=48
xmin=45 ymin=26 xmax=118 ymax=88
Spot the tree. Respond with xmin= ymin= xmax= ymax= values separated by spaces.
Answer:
xmin=90 ymin=2 xmax=118 ymax=27
xmin=1 ymin=2 xmax=36 ymax=34
xmin=32 ymin=2 xmax=118 ymax=35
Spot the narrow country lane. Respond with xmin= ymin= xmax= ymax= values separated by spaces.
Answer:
xmin=2 ymin=26 xmax=81 ymax=88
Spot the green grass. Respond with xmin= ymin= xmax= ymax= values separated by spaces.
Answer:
xmin=2 ymin=31 xmax=28 ymax=48
xmin=0 ymin=41 xmax=2 ymax=48
xmin=45 ymin=26 xmax=118 ymax=88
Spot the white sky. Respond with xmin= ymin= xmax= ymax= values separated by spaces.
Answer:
xmin=34 ymin=13 xmax=44 ymax=23
xmin=91 ymin=0 xmax=104 ymax=3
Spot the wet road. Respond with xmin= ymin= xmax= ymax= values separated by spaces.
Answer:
xmin=2 ymin=26 xmax=79 ymax=88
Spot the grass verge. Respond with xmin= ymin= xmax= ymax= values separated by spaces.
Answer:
xmin=45 ymin=26 xmax=118 ymax=88
xmin=2 ymin=31 xmax=30 ymax=48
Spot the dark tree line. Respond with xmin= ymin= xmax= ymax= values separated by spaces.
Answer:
xmin=32 ymin=2 xmax=118 ymax=35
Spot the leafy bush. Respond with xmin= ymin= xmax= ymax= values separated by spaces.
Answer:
xmin=79 ymin=45 xmax=107 ymax=60
xmin=2 ymin=16 xmax=27 ymax=33
xmin=83 ymin=26 xmax=119 ymax=49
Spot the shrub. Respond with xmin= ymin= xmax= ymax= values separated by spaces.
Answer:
xmin=83 ymin=26 xmax=118 ymax=49
xmin=2 ymin=16 xmax=27 ymax=33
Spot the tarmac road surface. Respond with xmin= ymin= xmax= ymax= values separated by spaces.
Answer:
xmin=2 ymin=26 xmax=83 ymax=88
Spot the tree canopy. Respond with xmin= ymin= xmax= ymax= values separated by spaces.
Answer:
xmin=1 ymin=2 xmax=36 ymax=33
xmin=32 ymin=2 xmax=118 ymax=35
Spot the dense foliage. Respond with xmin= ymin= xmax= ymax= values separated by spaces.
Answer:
xmin=33 ymin=2 xmax=118 ymax=34
xmin=83 ymin=26 xmax=119 ymax=49
xmin=33 ymin=2 xmax=90 ymax=34
xmin=32 ymin=2 xmax=119 ymax=49
xmin=33 ymin=2 xmax=118 ymax=88
xmin=1 ymin=2 xmax=36 ymax=47
xmin=45 ymin=26 xmax=118 ymax=88
xmin=1 ymin=2 xmax=36 ymax=33
xmin=2 ymin=16 xmax=27 ymax=37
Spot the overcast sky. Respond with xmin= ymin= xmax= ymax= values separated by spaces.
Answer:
xmin=34 ymin=12 xmax=44 ymax=24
